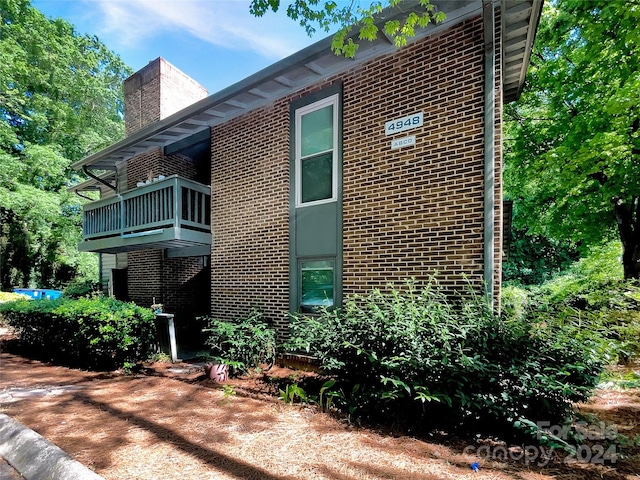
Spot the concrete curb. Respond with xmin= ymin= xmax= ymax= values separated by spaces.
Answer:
xmin=0 ymin=414 xmax=104 ymax=480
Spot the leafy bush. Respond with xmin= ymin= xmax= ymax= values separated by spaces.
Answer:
xmin=503 ymin=241 xmax=640 ymax=363
xmin=502 ymin=229 xmax=580 ymax=285
xmin=0 ymin=291 xmax=29 ymax=303
xmin=0 ymin=297 xmax=157 ymax=369
xmin=501 ymin=284 xmax=530 ymax=321
xmin=531 ymin=241 xmax=623 ymax=307
xmin=201 ymin=309 xmax=277 ymax=375
xmin=287 ymin=280 xmax=604 ymax=436
xmin=529 ymin=284 xmax=640 ymax=364
xmin=63 ymin=278 xmax=101 ymax=299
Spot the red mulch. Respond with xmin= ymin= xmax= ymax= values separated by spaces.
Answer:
xmin=1 ymin=327 xmax=639 ymax=479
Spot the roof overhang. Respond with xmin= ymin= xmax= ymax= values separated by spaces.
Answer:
xmin=71 ymin=0 xmax=541 ymax=175
xmin=502 ymin=0 xmax=543 ymax=102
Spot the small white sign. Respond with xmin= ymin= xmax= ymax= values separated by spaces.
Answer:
xmin=385 ymin=112 xmax=423 ymax=136
xmin=391 ymin=135 xmax=416 ymax=150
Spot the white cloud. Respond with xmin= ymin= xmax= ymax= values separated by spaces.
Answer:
xmin=89 ymin=0 xmax=315 ymax=60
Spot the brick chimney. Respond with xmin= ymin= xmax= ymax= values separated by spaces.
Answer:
xmin=123 ymin=57 xmax=208 ymax=136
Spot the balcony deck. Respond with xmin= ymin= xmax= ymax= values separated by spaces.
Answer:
xmin=79 ymin=175 xmax=211 ymax=254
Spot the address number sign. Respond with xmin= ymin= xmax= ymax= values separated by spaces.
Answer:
xmin=385 ymin=112 xmax=423 ymax=136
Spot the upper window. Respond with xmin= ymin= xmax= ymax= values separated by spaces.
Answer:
xmin=295 ymin=94 xmax=339 ymax=207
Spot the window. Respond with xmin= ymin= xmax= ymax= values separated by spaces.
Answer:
xmin=295 ymin=94 xmax=339 ymax=207
xmin=289 ymin=86 xmax=342 ymax=314
xmin=300 ymin=259 xmax=334 ymax=313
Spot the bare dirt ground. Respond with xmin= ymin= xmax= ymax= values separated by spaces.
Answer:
xmin=1 ymin=327 xmax=639 ymax=480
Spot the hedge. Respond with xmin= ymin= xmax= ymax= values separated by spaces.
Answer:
xmin=0 ymin=296 xmax=157 ymax=370
xmin=286 ymin=280 xmax=605 ymax=436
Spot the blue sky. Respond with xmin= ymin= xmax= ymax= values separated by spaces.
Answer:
xmin=32 ymin=0 xmax=327 ymax=94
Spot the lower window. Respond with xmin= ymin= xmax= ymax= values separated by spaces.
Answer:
xmin=300 ymin=259 xmax=334 ymax=313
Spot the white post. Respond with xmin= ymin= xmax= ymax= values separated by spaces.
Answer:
xmin=167 ymin=315 xmax=178 ymax=363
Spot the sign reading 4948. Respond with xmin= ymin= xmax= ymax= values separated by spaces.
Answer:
xmin=385 ymin=112 xmax=423 ymax=136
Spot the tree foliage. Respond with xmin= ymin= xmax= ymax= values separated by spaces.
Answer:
xmin=503 ymin=228 xmax=579 ymax=285
xmin=505 ymin=0 xmax=640 ymax=278
xmin=0 ymin=0 xmax=131 ymax=289
xmin=249 ymin=0 xmax=445 ymax=57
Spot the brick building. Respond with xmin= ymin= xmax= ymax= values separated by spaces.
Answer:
xmin=71 ymin=0 xmax=542 ymax=344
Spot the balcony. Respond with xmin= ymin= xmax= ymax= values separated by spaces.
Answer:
xmin=79 ymin=175 xmax=211 ymax=254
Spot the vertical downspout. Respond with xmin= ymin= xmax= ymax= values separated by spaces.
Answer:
xmin=98 ymin=253 xmax=103 ymax=294
xmin=482 ymin=0 xmax=496 ymax=309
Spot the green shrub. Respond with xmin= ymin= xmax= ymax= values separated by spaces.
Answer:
xmin=201 ymin=309 xmax=277 ymax=375
xmin=0 ymin=291 xmax=29 ymax=304
xmin=532 ymin=241 xmax=623 ymax=307
xmin=502 ymin=230 xmax=580 ymax=285
xmin=503 ymin=241 xmax=640 ymax=364
xmin=0 ymin=297 xmax=156 ymax=369
xmin=500 ymin=241 xmax=640 ymax=369
xmin=500 ymin=284 xmax=530 ymax=321
xmin=530 ymin=294 xmax=640 ymax=365
xmin=287 ymin=280 xmax=604 ymax=436
xmin=63 ymin=278 xmax=101 ymax=299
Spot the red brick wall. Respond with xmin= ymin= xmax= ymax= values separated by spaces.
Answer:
xmin=162 ymin=256 xmax=211 ymax=343
xmin=127 ymin=251 xmax=209 ymax=344
xmin=125 ymin=149 xmax=163 ymax=190
xmin=210 ymin=100 xmax=291 ymax=332
xmin=127 ymin=249 xmax=163 ymax=309
xmin=341 ymin=15 xmax=498 ymax=296
xmin=163 ymin=257 xmax=209 ymax=314
xmin=124 ymin=58 xmax=207 ymax=136
xmin=126 ymin=150 xmax=199 ymax=190
xmin=158 ymin=62 xmax=208 ymax=121
xmin=120 ymin=14 xmax=504 ymax=338
xmin=210 ymin=14 xmax=503 ymax=336
xmin=124 ymin=61 xmax=161 ymax=136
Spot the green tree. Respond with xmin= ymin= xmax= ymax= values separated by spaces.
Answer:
xmin=503 ymin=228 xmax=579 ymax=285
xmin=0 ymin=0 xmax=131 ymax=289
xmin=505 ymin=0 xmax=640 ymax=279
xmin=249 ymin=0 xmax=445 ymax=57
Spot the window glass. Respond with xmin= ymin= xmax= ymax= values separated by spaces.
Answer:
xmin=300 ymin=105 xmax=333 ymax=157
xmin=300 ymin=260 xmax=334 ymax=312
xmin=301 ymin=152 xmax=333 ymax=203
xmin=295 ymin=94 xmax=338 ymax=207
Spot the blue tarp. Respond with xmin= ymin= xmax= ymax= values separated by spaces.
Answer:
xmin=13 ymin=288 xmax=63 ymax=300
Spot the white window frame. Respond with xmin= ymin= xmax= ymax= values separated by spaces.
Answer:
xmin=295 ymin=93 xmax=339 ymax=208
